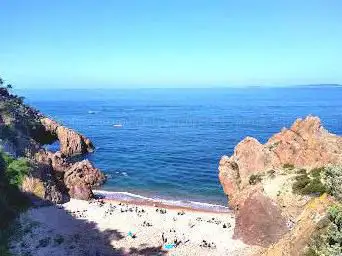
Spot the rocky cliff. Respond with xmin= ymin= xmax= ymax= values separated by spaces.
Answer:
xmin=218 ymin=116 xmax=342 ymax=249
xmin=0 ymin=88 xmax=105 ymax=203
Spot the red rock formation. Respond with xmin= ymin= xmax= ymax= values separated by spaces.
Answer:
xmin=35 ymin=150 xmax=106 ymax=201
xmin=218 ymin=116 xmax=342 ymax=247
xmin=41 ymin=117 xmax=94 ymax=157
xmin=63 ymin=159 xmax=106 ymax=200
xmin=219 ymin=116 xmax=342 ymax=207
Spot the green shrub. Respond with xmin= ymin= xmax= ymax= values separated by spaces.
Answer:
xmin=283 ymin=163 xmax=295 ymax=170
xmin=249 ymin=174 xmax=263 ymax=185
xmin=306 ymin=204 xmax=342 ymax=256
xmin=301 ymin=179 xmax=326 ymax=195
xmin=311 ymin=167 xmax=325 ymax=178
xmin=292 ymin=168 xmax=327 ymax=196
xmin=325 ymin=166 xmax=342 ymax=201
xmin=0 ymin=151 xmax=30 ymax=255
xmin=296 ymin=168 xmax=307 ymax=175
xmin=6 ymin=158 xmax=30 ymax=186
xmin=292 ymin=174 xmax=310 ymax=193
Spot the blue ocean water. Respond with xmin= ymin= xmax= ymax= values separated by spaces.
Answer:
xmin=20 ymin=86 xmax=342 ymax=206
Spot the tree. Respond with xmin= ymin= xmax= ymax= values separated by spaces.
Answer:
xmin=0 ymin=77 xmax=3 ymax=87
xmin=6 ymin=84 xmax=12 ymax=89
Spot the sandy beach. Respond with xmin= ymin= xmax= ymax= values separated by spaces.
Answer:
xmin=10 ymin=199 xmax=257 ymax=256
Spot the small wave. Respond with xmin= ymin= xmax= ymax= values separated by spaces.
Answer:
xmin=113 ymin=124 xmax=123 ymax=128
xmin=122 ymin=172 xmax=128 ymax=177
xmin=93 ymin=190 xmax=231 ymax=213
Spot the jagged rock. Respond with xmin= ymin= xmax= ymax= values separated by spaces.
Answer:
xmin=41 ymin=117 xmax=94 ymax=157
xmin=218 ymin=116 xmax=342 ymax=247
xmin=63 ymin=160 xmax=106 ymax=200
xmin=35 ymin=150 xmax=105 ymax=200
xmin=67 ymin=182 xmax=94 ymax=200
xmin=219 ymin=116 xmax=342 ymax=207
xmin=34 ymin=150 xmax=70 ymax=173
xmin=1 ymin=91 xmax=105 ymax=204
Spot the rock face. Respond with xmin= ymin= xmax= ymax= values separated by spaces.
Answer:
xmin=41 ymin=117 xmax=94 ymax=157
xmin=64 ymin=160 xmax=106 ymax=200
xmin=234 ymin=190 xmax=289 ymax=247
xmin=218 ymin=116 xmax=342 ymax=247
xmin=219 ymin=116 xmax=342 ymax=207
xmin=262 ymin=194 xmax=334 ymax=256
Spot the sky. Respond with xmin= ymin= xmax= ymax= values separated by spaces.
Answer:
xmin=0 ymin=0 xmax=342 ymax=88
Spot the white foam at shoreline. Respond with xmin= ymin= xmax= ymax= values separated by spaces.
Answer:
xmin=93 ymin=190 xmax=231 ymax=213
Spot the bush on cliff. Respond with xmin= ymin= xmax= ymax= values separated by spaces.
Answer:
xmin=0 ymin=151 xmax=30 ymax=255
xmin=325 ymin=166 xmax=342 ymax=201
xmin=283 ymin=163 xmax=295 ymax=170
xmin=305 ymin=204 xmax=342 ymax=256
xmin=292 ymin=168 xmax=326 ymax=196
xmin=249 ymin=174 xmax=263 ymax=185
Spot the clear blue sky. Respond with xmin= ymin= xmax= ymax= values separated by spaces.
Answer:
xmin=0 ymin=0 xmax=341 ymax=88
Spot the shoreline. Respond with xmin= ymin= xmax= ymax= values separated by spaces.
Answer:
xmin=94 ymin=190 xmax=232 ymax=213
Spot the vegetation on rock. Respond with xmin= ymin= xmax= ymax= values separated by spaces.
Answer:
xmin=249 ymin=174 xmax=263 ymax=185
xmin=305 ymin=204 xmax=342 ymax=256
xmin=292 ymin=167 xmax=326 ymax=195
xmin=0 ymin=151 xmax=30 ymax=255
xmin=325 ymin=166 xmax=342 ymax=201
xmin=283 ymin=163 xmax=295 ymax=170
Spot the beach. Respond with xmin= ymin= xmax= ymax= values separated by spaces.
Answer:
xmin=10 ymin=199 xmax=257 ymax=256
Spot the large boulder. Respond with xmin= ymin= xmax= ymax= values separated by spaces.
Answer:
xmin=41 ymin=117 xmax=94 ymax=157
xmin=234 ymin=190 xmax=289 ymax=247
xmin=63 ymin=160 xmax=106 ymax=200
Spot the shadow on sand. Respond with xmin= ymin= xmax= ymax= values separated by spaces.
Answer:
xmin=9 ymin=195 xmax=168 ymax=256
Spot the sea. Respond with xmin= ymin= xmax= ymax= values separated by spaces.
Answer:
xmin=19 ymin=86 xmax=342 ymax=210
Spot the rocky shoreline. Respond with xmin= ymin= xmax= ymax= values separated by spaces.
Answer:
xmin=0 ymin=87 xmax=106 ymax=204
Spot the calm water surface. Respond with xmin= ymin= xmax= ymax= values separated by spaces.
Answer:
xmin=20 ymin=87 xmax=342 ymax=206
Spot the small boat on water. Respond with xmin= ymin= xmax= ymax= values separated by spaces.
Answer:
xmin=88 ymin=110 xmax=98 ymax=114
xmin=113 ymin=124 xmax=123 ymax=128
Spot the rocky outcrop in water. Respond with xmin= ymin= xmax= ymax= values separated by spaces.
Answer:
xmin=0 ymin=88 xmax=105 ymax=203
xmin=41 ymin=117 xmax=94 ymax=157
xmin=219 ymin=116 xmax=342 ymax=247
